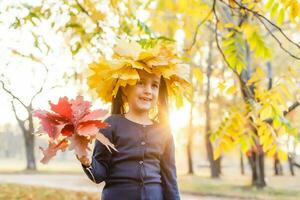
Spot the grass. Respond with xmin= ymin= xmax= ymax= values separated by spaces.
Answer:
xmin=0 ymin=183 xmax=99 ymax=200
xmin=1 ymin=158 xmax=300 ymax=200
xmin=1 ymin=176 xmax=300 ymax=200
xmin=179 ymin=175 xmax=300 ymax=200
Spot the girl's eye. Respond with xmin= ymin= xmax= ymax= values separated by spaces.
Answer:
xmin=137 ymin=81 xmax=143 ymax=85
xmin=152 ymin=84 xmax=159 ymax=88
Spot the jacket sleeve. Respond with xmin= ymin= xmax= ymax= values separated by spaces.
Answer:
xmin=160 ymin=130 xmax=181 ymax=200
xmin=82 ymin=116 xmax=114 ymax=184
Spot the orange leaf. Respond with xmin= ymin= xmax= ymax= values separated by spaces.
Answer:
xmin=39 ymin=139 xmax=69 ymax=164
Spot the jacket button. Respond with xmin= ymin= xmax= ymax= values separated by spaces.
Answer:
xmin=141 ymin=141 xmax=145 ymax=145
xmin=139 ymin=161 xmax=144 ymax=164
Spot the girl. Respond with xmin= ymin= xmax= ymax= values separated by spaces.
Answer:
xmin=78 ymin=68 xmax=181 ymax=200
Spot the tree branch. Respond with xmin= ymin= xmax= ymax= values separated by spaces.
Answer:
xmin=212 ymin=0 xmax=232 ymax=70
xmin=10 ymin=100 xmax=27 ymax=133
xmin=264 ymin=101 xmax=300 ymax=124
xmin=184 ymin=6 xmax=213 ymax=51
xmin=10 ymin=48 xmax=50 ymax=105
xmin=230 ymin=0 xmax=300 ymax=60
xmin=284 ymin=101 xmax=300 ymax=116
xmin=0 ymin=80 xmax=28 ymax=108
xmin=255 ymin=16 xmax=300 ymax=60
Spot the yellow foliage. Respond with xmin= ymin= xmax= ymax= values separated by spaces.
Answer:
xmin=241 ymin=23 xmax=272 ymax=59
xmin=289 ymin=0 xmax=300 ymax=22
xmin=226 ymin=85 xmax=237 ymax=95
xmin=278 ymin=83 xmax=294 ymax=100
xmin=87 ymin=40 xmax=192 ymax=108
xmin=259 ymin=104 xmax=274 ymax=120
xmin=266 ymin=144 xmax=277 ymax=157
xmin=210 ymin=106 xmax=249 ymax=159
xmin=193 ymin=67 xmax=203 ymax=83
xmin=222 ymin=30 xmax=246 ymax=74
xmin=247 ymin=67 xmax=266 ymax=86
xmin=264 ymin=0 xmax=300 ymax=23
xmin=83 ymin=0 xmax=106 ymax=21
xmin=278 ymin=149 xmax=288 ymax=161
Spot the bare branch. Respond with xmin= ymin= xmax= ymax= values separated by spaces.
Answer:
xmin=10 ymin=48 xmax=50 ymax=104
xmin=256 ymin=16 xmax=300 ymax=60
xmin=10 ymin=100 xmax=27 ymax=133
xmin=184 ymin=7 xmax=213 ymax=51
xmin=264 ymin=101 xmax=300 ymax=124
xmin=0 ymin=80 xmax=28 ymax=108
xmin=30 ymin=62 xmax=49 ymax=104
xmin=284 ymin=101 xmax=300 ymax=116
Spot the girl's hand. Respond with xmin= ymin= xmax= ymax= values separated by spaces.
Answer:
xmin=76 ymin=154 xmax=91 ymax=167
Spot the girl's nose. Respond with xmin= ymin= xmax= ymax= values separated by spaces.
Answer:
xmin=144 ymin=84 xmax=152 ymax=94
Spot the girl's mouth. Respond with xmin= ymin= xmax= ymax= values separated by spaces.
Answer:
xmin=139 ymin=97 xmax=152 ymax=102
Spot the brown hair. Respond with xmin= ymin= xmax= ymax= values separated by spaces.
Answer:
xmin=111 ymin=76 xmax=170 ymax=128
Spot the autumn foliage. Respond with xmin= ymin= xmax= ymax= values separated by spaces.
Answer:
xmin=33 ymin=96 xmax=115 ymax=164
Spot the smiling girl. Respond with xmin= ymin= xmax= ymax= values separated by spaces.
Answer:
xmin=77 ymin=40 xmax=191 ymax=200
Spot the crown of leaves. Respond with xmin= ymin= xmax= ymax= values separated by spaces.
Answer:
xmin=87 ymin=39 xmax=192 ymax=108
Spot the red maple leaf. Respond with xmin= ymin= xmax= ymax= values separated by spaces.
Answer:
xmin=33 ymin=95 xmax=116 ymax=164
xmin=49 ymin=97 xmax=73 ymax=121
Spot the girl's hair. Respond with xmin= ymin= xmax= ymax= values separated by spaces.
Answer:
xmin=111 ymin=75 xmax=170 ymax=128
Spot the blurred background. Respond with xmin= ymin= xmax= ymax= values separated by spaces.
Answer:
xmin=0 ymin=0 xmax=300 ymax=199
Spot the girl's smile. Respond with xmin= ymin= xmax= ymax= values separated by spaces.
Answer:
xmin=123 ymin=70 xmax=160 ymax=113
xmin=139 ymin=96 xmax=152 ymax=103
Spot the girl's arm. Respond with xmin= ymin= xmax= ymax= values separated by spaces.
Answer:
xmin=81 ymin=117 xmax=114 ymax=184
xmin=160 ymin=131 xmax=181 ymax=200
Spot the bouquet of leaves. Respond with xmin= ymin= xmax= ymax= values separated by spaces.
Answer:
xmin=33 ymin=96 xmax=117 ymax=164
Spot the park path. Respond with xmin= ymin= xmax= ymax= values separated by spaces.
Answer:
xmin=0 ymin=173 xmax=244 ymax=200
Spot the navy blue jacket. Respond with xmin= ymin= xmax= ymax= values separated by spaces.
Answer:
xmin=81 ymin=114 xmax=181 ymax=200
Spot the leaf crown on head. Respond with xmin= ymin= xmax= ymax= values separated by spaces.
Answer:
xmin=87 ymin=39 xmax=192 ymax=108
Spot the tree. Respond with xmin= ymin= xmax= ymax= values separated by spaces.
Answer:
xmin=6 ymin=0 xmax=300 ymax=187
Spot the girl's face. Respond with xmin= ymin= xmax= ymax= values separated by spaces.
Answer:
xmin=123 ymin=70 xmax=160 ymax=114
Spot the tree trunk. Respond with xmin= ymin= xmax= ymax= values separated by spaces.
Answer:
xmin=187 ymin=112 xmax=194 ymax=174
xmin=248 ymin=148 xmax=266 ymax=188
xmin=24 ymin=114 xmax=36 ymax=170
xmin=274 ymin=153 xmax=283 ymax=175
xmin=186 ymin=52 xmax=195 ymax=174
xmin=24 ymin=130 xmax=36 ymax=170
xmin=187 ymin=141 xmax=193 ymax=174
xmin=288 ymin=154 xmax=295 ymax=176
xmin=205 ymin=134 xmax=221 ymax=177
xmin=205 ymin=34 xmax=221 ymax=178
xmin=240 ymin=152 xmax=245 ymax=175
xmin=239 ymin=44 xmax=266 ymax=188
xmin=256 ymin=152 xmax=266 ymax=187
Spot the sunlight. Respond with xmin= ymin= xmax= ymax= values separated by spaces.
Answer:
xmin=169 ymin=101 xmax=191 ymax=137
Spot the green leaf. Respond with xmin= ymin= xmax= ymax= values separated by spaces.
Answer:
xmin=271 ymin=3 xmax=279 ymax=19
xmin=265 ymin=0 xmax=274 ymax=10
xmin=277 ymin=7 xmax=285 ymax=25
